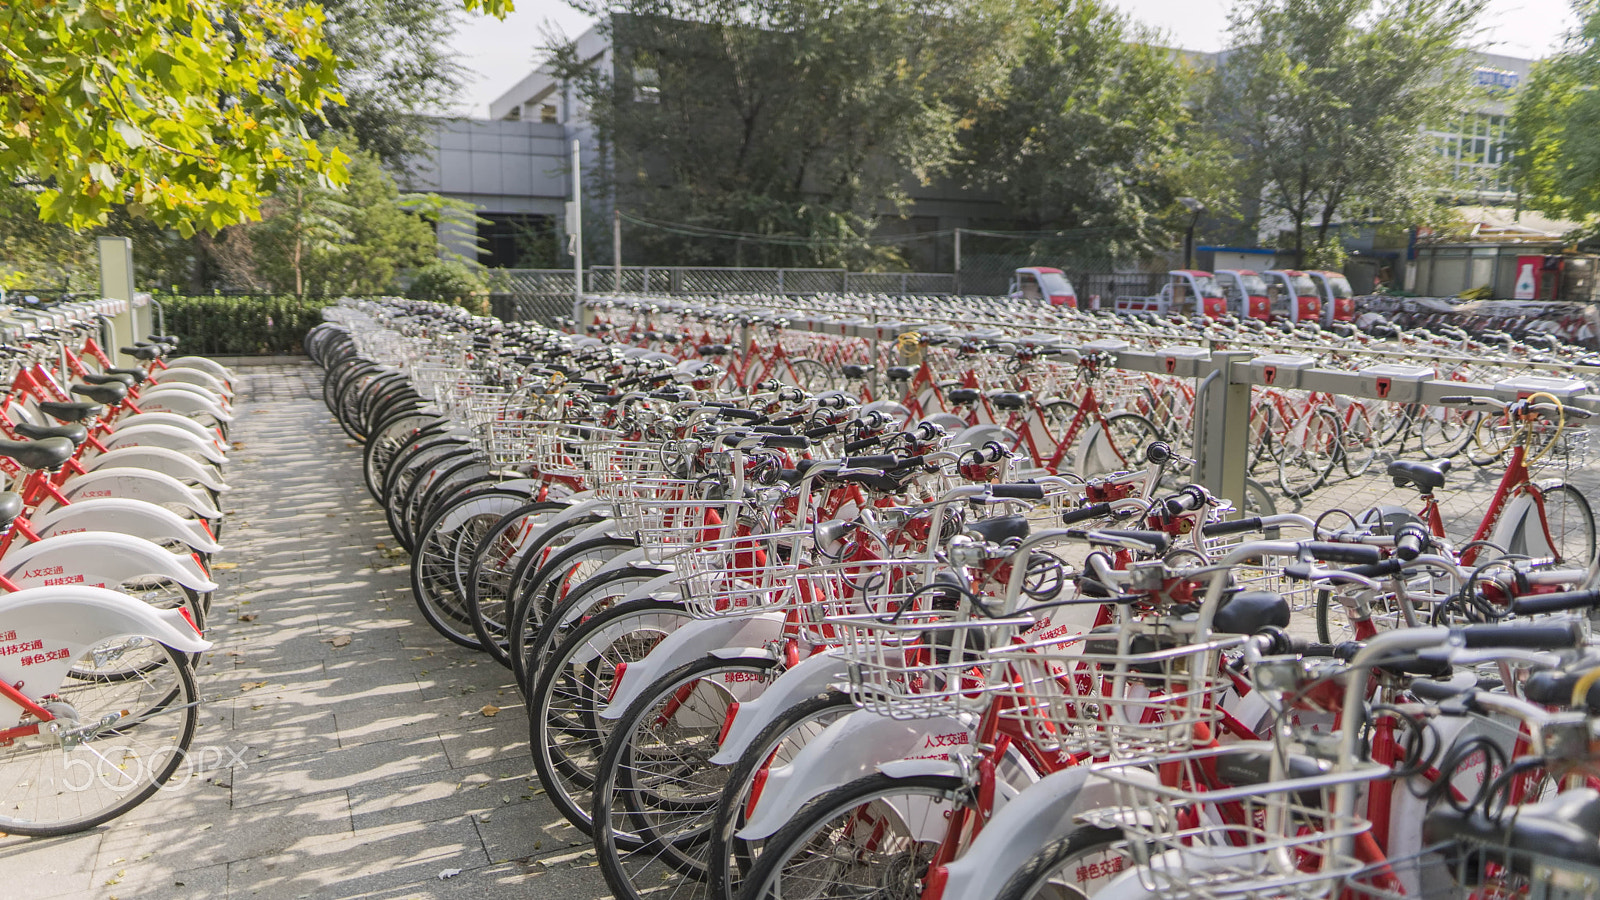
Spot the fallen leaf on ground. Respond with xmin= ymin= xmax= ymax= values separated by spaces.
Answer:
xmin=238 ymin=614 xmax=257 ymax=622
xmin=240 ymin=681 xmax=267 ymax=692
xmin=326 ymin=635 xmax=352 ymax=648
xmin=480 ymin=704 xmax=500 ymax=717
xmin=214 ymin=562 xmax=238 ymax=570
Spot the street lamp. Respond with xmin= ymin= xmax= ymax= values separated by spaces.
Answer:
xmin=1179 ymin=197 xmax=1205 ymax=269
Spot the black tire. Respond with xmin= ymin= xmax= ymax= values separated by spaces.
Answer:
xmin=0 ymin=643 xmax=199 ymax=836
xmin=992 ymin=826 xmax=1141 ymax=900
xmin=409 ymin=488 xmax=533 ymax=649
xmin=593 ymin=654 xmax=782 ymax=900
xmin=528 ymin=597 xmax=691 ymax=833
xmin=1534 ymin=483 xmax=1596 ymax=567
xmin=1420 ymin=405 xmax=1478 ymax=460
xmin=508 ymin=533 xmax=633 ymax=689
xmin=1276 ymin=407 xmax=1342 ymax=498
xmin=706 ymin=692 xmax=855 ymax=900
xmin=363 ymin=412 xmax=442 ymax=502
xmin=464 ymin=500 xmax=573 ymax=667
xmin=736 ymin=772 xmax=977 ymax=900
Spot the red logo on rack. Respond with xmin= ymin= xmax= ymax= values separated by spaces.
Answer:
xmin=1376 ymin=377 xmax=1392 ymax=399
xmin=1263 ymin=366 xmax=1277 ymax=385
xmin=1164 ymin=357 xmax=1177 ymax=374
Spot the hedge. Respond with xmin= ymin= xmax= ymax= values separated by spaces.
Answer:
xmin=152 ymin=295 xmax=327 ymax=356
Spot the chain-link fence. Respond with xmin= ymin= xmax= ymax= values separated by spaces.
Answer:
xmin=491 ymin=266 xmax=958 ymax=324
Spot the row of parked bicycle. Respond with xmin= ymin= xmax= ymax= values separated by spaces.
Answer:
xmin=584 ymin=292 xmax=1599 ymax=503
xmin=313 ymin=295 xmax=1600 ymax=900
xmin=0 ymin=300 xmax=234 ymax=835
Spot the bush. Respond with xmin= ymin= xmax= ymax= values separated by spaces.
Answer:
xmin=406 ymin=261 xmax=489 ymax=315
xmin=154 ymin=294 xmax=327 ymax=355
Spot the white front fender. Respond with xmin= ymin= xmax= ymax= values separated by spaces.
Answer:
xmin=739 ymin=710 xmax=975 ymax=840
xmin=164 ymin=356 xmax=236 ymax=386
xmin=101 ymin=423 xmax=227 ymax=465
xmin=84 ymin=445 xmax=229 ymax=492
xmin=3 ymin=532 xmax=217 ymax=592
xmin=110 ymin=412 xmax=223 ymax=449
xmin=50 ymin=468 xmax=222 ymax=519
xmin=565 ymin=570 xmax=681 ymax=636
xmin=601 ymin=613 xmax=785 ymax=720
xmin=938 ymin=767 xmax=1132 ymax=900
xmin=29 ymin=497 xmax=222 ymax=554
xmin=141 ymin=381 xmax=232 ymax=412
xmin=0 ymin=586 xmax=211 ymax=719
xmin=134 ymin=388 xmax=234 ymax=423
xmin=149 ymin=367 xmax=232 ymax=399
xmin=710 ymin=648 xmax=850 ymax=765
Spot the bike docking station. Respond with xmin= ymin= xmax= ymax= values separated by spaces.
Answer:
xmin=605 ymin=294 xmax=1600 ymax=520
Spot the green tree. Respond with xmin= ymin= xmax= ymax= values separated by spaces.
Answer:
xmin=1512 ymin=4 xmax=1600 ymax=231
xmin=314 ymin=0 xmax=479 ymax=166
xmin=960 ymin=0 xmax=1222 ymax=257
xmin=1209 ymin=0 xmax=1485 ymax=263
xmin=0 ymin=0 xmax=511 ymax=235
xmin=551 ymin=1 xmax=1017 ymax=268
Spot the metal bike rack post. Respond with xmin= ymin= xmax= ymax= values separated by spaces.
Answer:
xmin=1195 ymin=351 xmax=1253 ymax=509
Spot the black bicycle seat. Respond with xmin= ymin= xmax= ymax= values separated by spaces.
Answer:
xmin=964 ymin=514 xmax=1030 ymax=545
xmin=886 ymin=366 xmax=915 ymax=382
xmin=39 ymin=401 xmax=102 ymax=423
xmin=697 ymin=344 xmax=730 ymax=357
xmin=71 ymin=381 xmax=128 ymax=405
xmin=946 ymin=388 xmax=982 ymax=405
xmin=82 ymin=372 xmax=135 ymax=387
xmin=842 ymin=364 xmax=871 ymax=380
xmin=121 ymin=345 xmax=164 ymax=361
xmin=1213 ymin=590 xmax=1291 ymax=634
xmin=0 ymin=437 xmax=74 ymax=470
xmin=108 ymin=366 xmax=149 ymax=384
xmin=1387 ymin=459 xmax=1450 ymax=493
xmin=13 ymin=422 xmax=87 ymax=446
xmin=989 ymin=391 xmax=1029 ymax=411
xmin=1424 ymin=788 xmax=1600 ymax=870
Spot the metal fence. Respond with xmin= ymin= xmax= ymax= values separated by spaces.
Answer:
xmin=491 ymin=266 xmax=958 ymax=325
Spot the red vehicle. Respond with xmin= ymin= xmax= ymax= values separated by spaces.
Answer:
xmin=1112 ymin=270 xmax=1226 ymax=318
xmin=1263 ymin=269 xmax=1321 ymax=323
xmin=1214 ymin=269 xmax=1271 ymax=320
xmin=1308 ymin=270 xmax=1356 ymax=325
xmin=1009 ymin=267 xmax=1077 ymax=307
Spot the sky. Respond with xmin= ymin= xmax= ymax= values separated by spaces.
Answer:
xmin=446 ymin=0 xmax=1582 ymax=117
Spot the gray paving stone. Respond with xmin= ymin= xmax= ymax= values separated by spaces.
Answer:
xmin=231 ymin=734 xmax=452 ymax=810
xmin=0 ymin=830 xmax=102 ymax=899
xmin=227 ymin=816 xmax=489 ymax=899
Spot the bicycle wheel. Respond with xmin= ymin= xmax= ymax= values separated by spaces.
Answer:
xmin=1534 ymin=483 xmax=1596 ymax=567
xmin=1036 ymin=399 xmax=1081 ymax=473
xmin=0 ymin=641 xmax=199 ymax=836
xmin=593 ymin=655 xmax=782 ymax=900
xmin=409 ymin=488 xmax=532 ymax=649
xmin=992 ymin=826 xmax=1140 ymax=900
xmin=1241 ymin=476 xmax=1277 ymax=518
xmin=464 ymin=500 xmax=573 ymax=667
xmin=706 ymin=692 xmax=855 ymax=900
xmin=1339 ymin=402 xmax=1379 ymax=477
xmin=362 ymin=411 xmax=441 ymax=502
xmin=1079 ymin=413 xmax=1160 ymax=479
xmin=1420 ymin=405 xmax=1478 ymax=459
xmin=737 ymin=772 xmax=979 ymax=900
xmin=1276 ymin=408 xmax=1341 ymax=498
xmin=785 ymin=358 xmax=836 ymax=394
xmin=529 ymin=597 xmax=690 ymax=833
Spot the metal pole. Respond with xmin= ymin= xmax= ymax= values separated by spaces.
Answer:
xmin=1192 ymin=350 xmax=1251 ymax=510
xmin=612 ymin=207 xmax=622 ymax=293
xmin=953 ymin=228 xmax=962 ymax=295
xmin=570 ymin=139 xmax=583 ymax=318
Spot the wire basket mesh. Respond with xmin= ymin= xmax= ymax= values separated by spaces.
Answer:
xmin=674 ymin=530 xmax=807 ymax=619
xmin=993 ymin=623 xmax=1243 ymax=759
xmin=1092 ymin=743 xmax=1385 ymax=900
xmin=825 ymin=581 xmax=1036 ymax=720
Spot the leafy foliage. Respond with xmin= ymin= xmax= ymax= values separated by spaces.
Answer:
xmin=1512 ymin=5 xmax=1600 ymax=234
xmin=155 ymin=293 xmax=328 ymax=354
xmin=407 ymin=260 xmax=489 ymax=313
xmin=959 ymin=0 xmax=1219 ymax=257
xmin=551 ymin=1 xmax=1018 ymax=268
xmin=1209 ymin=0 xmax=1485 ymax=261
xmin=0 ymin=0 xmax=513 ymax=236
